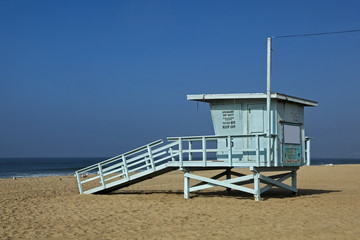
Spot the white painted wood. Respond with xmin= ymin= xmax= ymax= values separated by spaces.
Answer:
xmin=185 ymin=173 xmax=256 ymax=195
xmin=190 ymin=174 xmax=254 ymax=192
xmin=184 ymin=173 xmax=190 ymax=199
xmin=260 ymin=172 xmax=292 ymax=194
xmin=259 ymin=174 xmax=297 ymax=192
xmin=254 ymin=172 xmax=261 ymax=201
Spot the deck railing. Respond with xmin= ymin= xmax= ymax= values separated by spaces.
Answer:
xmin=167 ymin=133 xmax=274 ymax=167
xmin=75 ymin=134 xmax=281 ymax=194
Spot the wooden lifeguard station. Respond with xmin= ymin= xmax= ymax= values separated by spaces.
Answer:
xmin=75 ymin=38 xmax=317 ymax=200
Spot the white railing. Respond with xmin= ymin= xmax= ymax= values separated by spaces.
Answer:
xmin=75 ymin=134 xmax=281 ymax=194
xmin=75 ymin=139 xmax=179 ymax=194
xmin=167 ymin=134 xmax=273 ymax=168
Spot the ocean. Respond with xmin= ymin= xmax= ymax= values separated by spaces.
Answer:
xmin=0 ymin=157 xmax=360 ymax=179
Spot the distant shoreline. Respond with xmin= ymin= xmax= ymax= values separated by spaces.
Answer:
xmin=1 ymin=157 xmax=360 ymax=179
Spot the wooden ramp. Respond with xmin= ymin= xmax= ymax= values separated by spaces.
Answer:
xmin=85 ymin=165 xmax=177 ymax=194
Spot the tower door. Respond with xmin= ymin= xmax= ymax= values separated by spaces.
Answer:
xmin=246 ymin=104 xmax=265 ymax=161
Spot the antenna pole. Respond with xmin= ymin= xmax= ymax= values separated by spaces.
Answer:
xmin=266 ymin=37 xmax=272 ymax=166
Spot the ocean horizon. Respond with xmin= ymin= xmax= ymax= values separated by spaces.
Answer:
xmin=0 ymin=157 xmax=360 ymax=179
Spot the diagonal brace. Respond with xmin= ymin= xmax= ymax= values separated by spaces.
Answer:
xmin=191 ymin=171 xmax=228 ymax=188
xmin=260 ymin=173 xmax=292 ymax=194
xmin=185 ymin=173 xmax=255 ymax=195
xmin=259 ymin=174 xmax=296 ymax=192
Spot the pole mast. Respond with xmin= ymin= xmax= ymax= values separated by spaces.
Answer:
xmin=266 ymin=37 xmax=272 ymax=167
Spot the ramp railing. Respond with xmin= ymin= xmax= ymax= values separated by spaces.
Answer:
xmin=75 ymin=139 xmax=180 ymax=194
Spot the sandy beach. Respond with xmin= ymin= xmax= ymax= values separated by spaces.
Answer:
xmin=1 ymin=165 xmax=360 ymax=239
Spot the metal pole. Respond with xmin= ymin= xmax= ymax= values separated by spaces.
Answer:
xmin=266 ymin=37 xmax=272 ymax=166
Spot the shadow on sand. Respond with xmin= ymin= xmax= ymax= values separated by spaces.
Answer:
xmin=106 ymin=188 xmax=341 ymax=201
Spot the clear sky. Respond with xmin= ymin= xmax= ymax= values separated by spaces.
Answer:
xmin=1 ymin=0 xmax=359 ymax=158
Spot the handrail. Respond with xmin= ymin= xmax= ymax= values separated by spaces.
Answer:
xmin=76 ymin=139 xmax=163 ymax=173
xmin=167 ymin=134 xmax=268 ymax=141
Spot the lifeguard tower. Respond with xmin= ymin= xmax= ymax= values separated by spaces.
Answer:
xmin=75 ymin=38 xmax=317 ymax=200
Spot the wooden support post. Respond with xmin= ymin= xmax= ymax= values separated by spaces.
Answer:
xmin=274 ymin=136 xmax=278 ymax=167
xmin=98 ymin=163 xmax=106 ymax=189
xmin=292 ymin=170 xmax=298 ymax=195
xmin=75 ymin=171 xmax=83 ymax=194
xmin=254 ymin=172 xmax=261 ymax=201
xmin=267 ymin=137 xmax=271 ymax=167
xmin=226 ymin=168 xmax=231 ymax=194
xmin=184 ymin=170 xmax=190 ymax=199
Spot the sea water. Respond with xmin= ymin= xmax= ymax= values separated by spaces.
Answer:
xmin=0 ymin=157 xmax=359 ymax=178
xmin=0 ymin=157 xmax=104 ymax=178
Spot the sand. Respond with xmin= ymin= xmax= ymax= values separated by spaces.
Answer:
xmin=1 ymin=165 xmax=360 ymax=240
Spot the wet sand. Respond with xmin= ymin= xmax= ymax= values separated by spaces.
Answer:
xmin=1 ymin=165 xmax=360 ymax=239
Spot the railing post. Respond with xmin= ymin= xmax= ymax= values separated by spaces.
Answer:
xmin=228 ymin=136 xmax=232 ymax=166
xmin=147 ymin=145 xmax=156 ymax=171
xmin=274 ymin=135 xmax=278 ymax=167
xmin=267 ymin=136 xmax=271 ymax=167
xmin=202 ymin=136 xmax=207 ymax=167
xmin=169 ymin=147 xmax=175 ymax=161
xmin=179 ymin=138 xmax=183 ymax=168
xmin=188 ymin=140 xmax=192 ymax=161
xmin=98 ymin=163 xmax=106 ymax=189
xmin=75 ymin=171 xmax=83 ymax=194
xmin=256 ymin=135 xmax=260 ymax=167
xmin=122 ymin=155 xmax=129 ymax=180
xmin=306 ymin=138 xmax=311 ymax=166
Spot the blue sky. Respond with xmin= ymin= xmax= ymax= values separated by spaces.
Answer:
xmin=1 ymin=0 xmax=359 ymax=158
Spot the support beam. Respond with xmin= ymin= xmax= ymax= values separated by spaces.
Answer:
xmin=254 ymin=172 xmax=261 ymax=201
xmin=259 ymin=174 xmax=297 ymax=192
xmin=190 ymin=174 xmax=254 ymax=192
xmin=260 ymin=172 xmax=292 ymax=194
xmin=191 ymin=171 xmax=227 ymax=188
xmin=226 ymin=168 xmax=231 ymax=194
xmin=291 ymin=170 xmax=297 ymax=195
xmin=185 ymin=173 xmax=255 ymax=195
xmin=181 ymin=167 xmax=299 ymax=200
